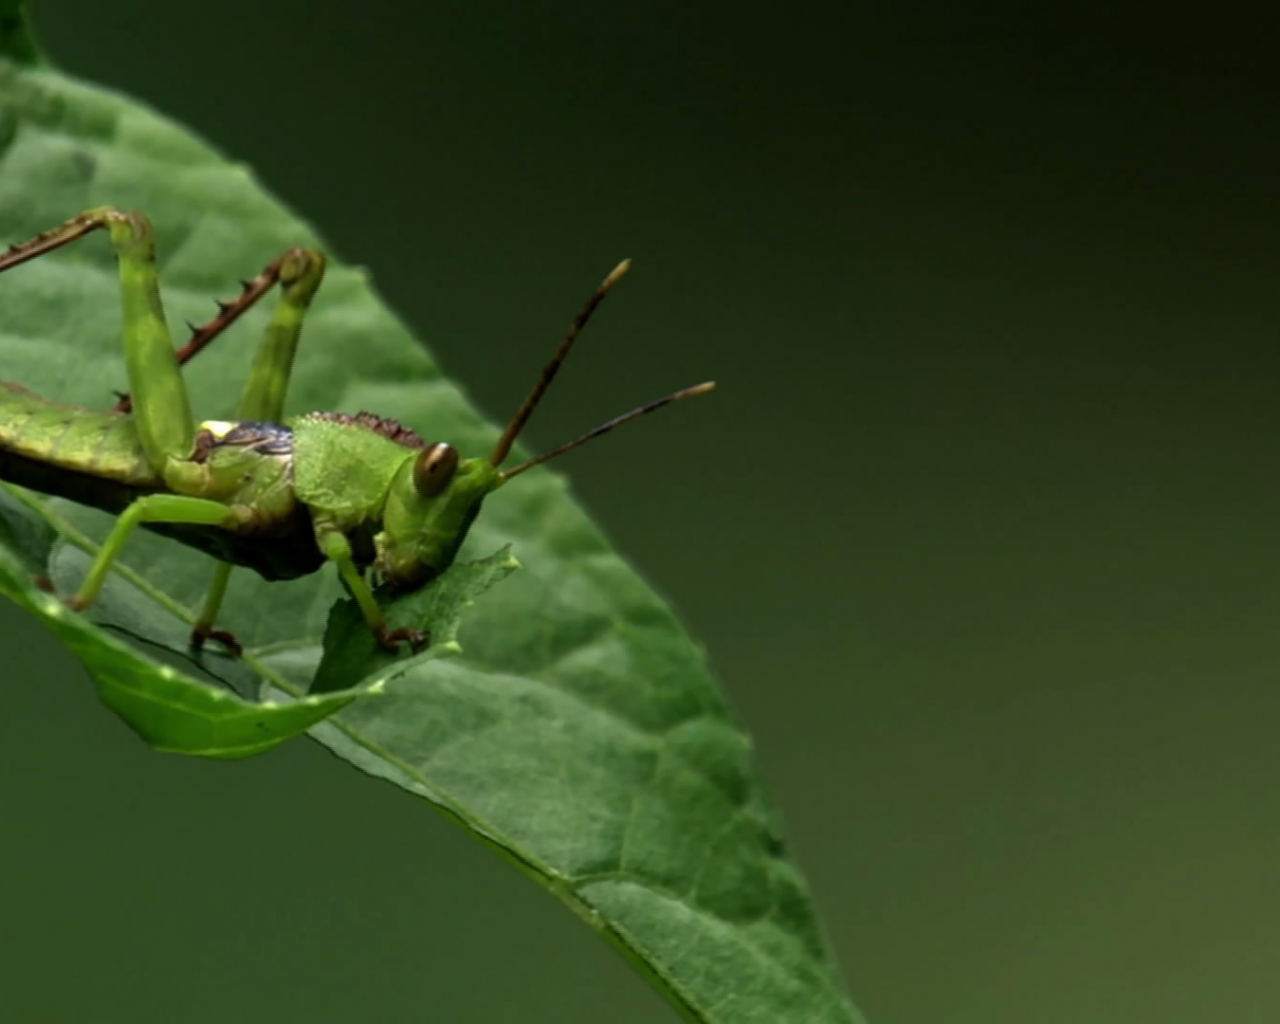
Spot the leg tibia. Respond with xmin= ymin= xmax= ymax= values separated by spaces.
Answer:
xmin=113 ymin=246 xmax=327 ymax=418
xmin=0 ymin=206 xmax=117 ymax=273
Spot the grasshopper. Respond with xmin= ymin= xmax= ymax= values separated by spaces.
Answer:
xmin=0 ymin=207 xmax=713 ymax=655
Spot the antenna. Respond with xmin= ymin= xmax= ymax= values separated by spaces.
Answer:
xmin=500 ymin=381 xmax=716 ymax=481
xmin=489 ymin=259 xmax=632 ymax=467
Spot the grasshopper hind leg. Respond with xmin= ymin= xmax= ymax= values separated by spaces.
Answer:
xmin=180 ymin=247 xmax=325 ymax=655
xmin=0 ymin=211 xmax=326 ymax=658
xmin=119 ymin=247 xmax=326 ymax=655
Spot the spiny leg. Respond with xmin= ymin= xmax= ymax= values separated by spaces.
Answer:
xmin=114 ymin=246 xmax=326 ymax=652
xmin=187 ymin=248 xmax=327 ymax=653
xmin=111 ymin=245 xmax=326 ymax=653
xmin=113 ymin=247 xmax=324 ymax=414
xmin=0 ymin=208 xmax=119 ymax=271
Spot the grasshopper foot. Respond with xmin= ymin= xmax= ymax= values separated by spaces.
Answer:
xmin=375 ymin=625 xmax=431 ymax=654
xmin=190 ymin=625 xmax=244 ymax=658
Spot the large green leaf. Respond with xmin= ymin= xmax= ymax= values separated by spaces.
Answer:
xmin=0 ymin=11 xmax=859 ymax=1022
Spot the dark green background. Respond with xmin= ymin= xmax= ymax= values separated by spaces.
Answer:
xmin=3 ymin=3 xmax=1278 ymax=1021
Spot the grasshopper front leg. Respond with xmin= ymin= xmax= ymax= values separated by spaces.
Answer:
xmin=318 ymin=527 xmax=429 ymax=653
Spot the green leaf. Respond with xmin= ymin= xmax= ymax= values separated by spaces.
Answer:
xmin=0 ymin=35 xmax=860 ymax=1024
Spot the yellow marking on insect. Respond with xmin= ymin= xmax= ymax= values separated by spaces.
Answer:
xmin=199 ymin=420 xmax=239 ymax=439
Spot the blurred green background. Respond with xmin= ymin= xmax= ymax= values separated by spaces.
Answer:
xmin=3 ymin=3 xmax=1278 ymax=1022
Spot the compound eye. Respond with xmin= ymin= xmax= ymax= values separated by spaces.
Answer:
xmin=413 ymin=442 xmax=459 ymax=497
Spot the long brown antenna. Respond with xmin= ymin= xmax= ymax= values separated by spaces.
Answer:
xmin=489 ymin=259 xmax=632 ymax=467
xmin=500 ymin=381 xmax=716 ymax=481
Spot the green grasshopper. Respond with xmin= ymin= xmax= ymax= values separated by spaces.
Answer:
xmin=0 ymin=207 xmax=713 ymax=655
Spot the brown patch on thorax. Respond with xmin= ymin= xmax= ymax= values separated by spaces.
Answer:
xmin=301 ymin=411 xmax=426 ymax=449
